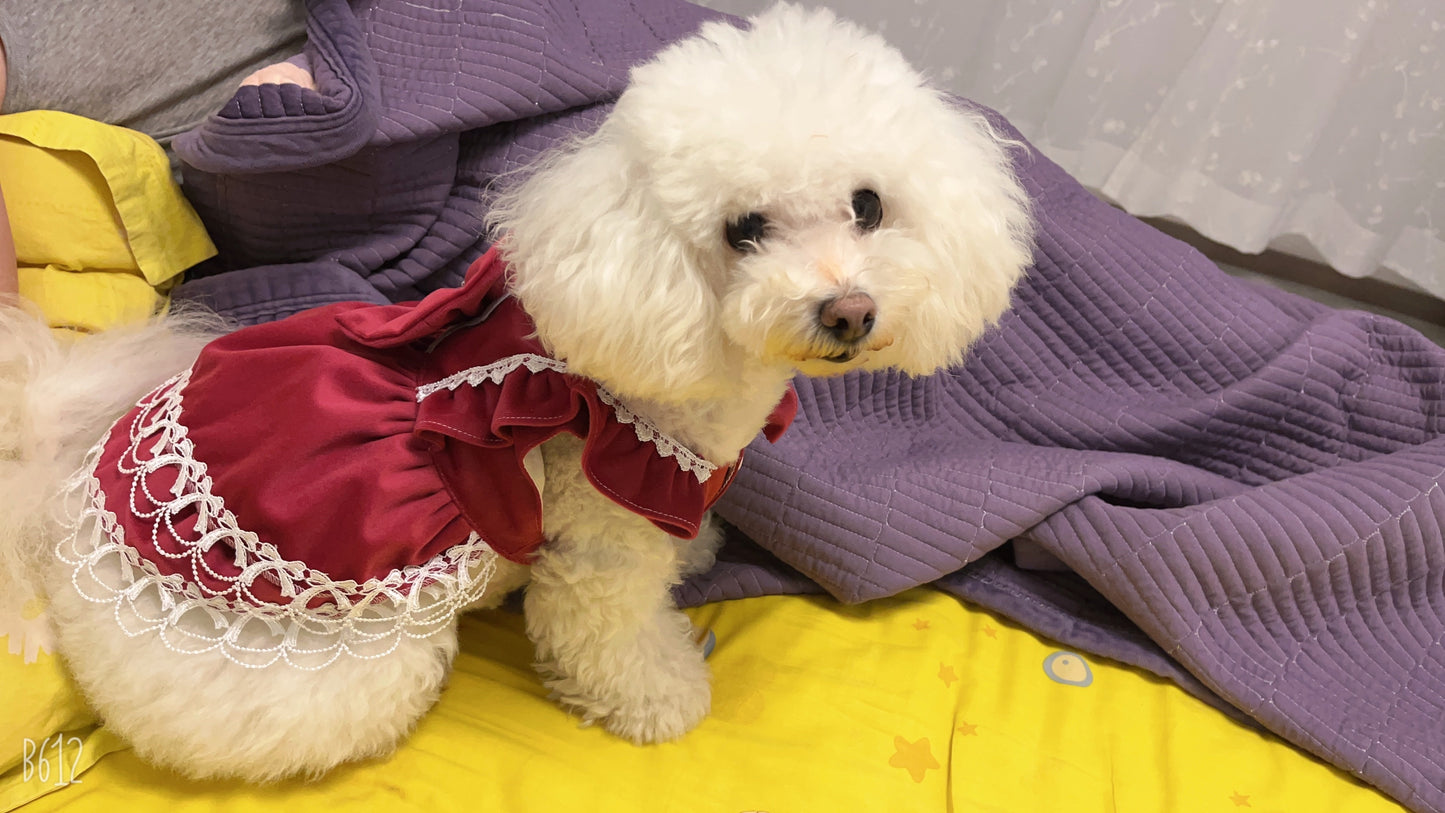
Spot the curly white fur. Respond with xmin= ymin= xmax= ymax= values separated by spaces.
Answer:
xmin=0 ymin=303 xmax=227 ymax=597
xmin=0 ymin=3 xmax=1033 ymax=782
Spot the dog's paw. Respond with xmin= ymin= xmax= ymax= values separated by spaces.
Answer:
xmin=540 ymin=620 xmax=712 ymax=743
xmin=598 ymin=664 xmax=712 ymax=744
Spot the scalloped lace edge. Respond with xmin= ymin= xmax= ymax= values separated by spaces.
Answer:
xmin=56 ymin=371 xmax=500 ymax=670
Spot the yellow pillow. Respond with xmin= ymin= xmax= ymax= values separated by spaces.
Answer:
xmin=0 ymin=110 xmax=216 ymax=332
xmin=15 ymin=266 xmax=171 ymax=332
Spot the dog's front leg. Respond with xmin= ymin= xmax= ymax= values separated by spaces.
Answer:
xmin=676 ymin=509 xmax=724 ymax=577
xmin=526 ymin=436 xmax=711 ymax=743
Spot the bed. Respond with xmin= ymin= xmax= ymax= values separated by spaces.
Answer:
xmin=4 ymin=1 xmax=1443 ymax=811
xmin=2 ymin=590 xmax=1406 ymax=812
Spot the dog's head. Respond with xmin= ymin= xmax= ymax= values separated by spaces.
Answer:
xmin=490 ymin=4 xmax=1034 ymax=402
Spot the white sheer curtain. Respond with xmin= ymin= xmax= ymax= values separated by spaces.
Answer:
xmin=695 ymin=0 xmax=1445 ymax=299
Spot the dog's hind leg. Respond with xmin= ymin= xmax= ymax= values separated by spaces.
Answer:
xmin=45 ymin=552 xmax=460 ymax=782
xmin=465 ymin=556 xmax=531 ymax=611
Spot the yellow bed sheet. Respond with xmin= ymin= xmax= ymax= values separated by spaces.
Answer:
xmin=1 ymin=588 xmax=1402 ymax=812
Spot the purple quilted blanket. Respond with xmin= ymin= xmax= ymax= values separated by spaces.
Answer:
xmin=172 ymin=1 xmax=1445 ymax=809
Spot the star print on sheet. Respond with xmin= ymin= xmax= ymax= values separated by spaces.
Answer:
xmin=938 ymin=663 xmax=958 ymax=687
xmin=955 ymin=722 xmax=978 ymax=736
xmin=982 ymin=623 xmax=997 ymax=639
xmin=1230 ymin=791 xmax=1251 ymax=807
xmin=889 ymin=736 xmax=940 ymax=783
xmin=913 ymin=619 xmax=930 ymax=630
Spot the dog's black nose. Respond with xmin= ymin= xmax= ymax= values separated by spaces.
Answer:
xmin=818 ymin=293 xmax=877 ymax=343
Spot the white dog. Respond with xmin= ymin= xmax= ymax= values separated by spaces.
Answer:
xmin=0 ymin=4 xmax=1032 ymax=783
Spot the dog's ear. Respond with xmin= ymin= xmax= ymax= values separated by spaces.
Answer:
xmin=488 ymin=131 xmax=722 ymax=402
xmin=884 ymin=102 xmax=1036 ymax=376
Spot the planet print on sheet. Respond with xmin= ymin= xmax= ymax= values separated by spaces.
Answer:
xmin=1042 ymin=651 xmax=1093 ymax=687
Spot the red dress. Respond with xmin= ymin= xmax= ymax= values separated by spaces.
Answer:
xmin=60 ymin=249 xmax=796 ymax=666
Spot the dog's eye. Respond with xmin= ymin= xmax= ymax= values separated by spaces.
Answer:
xmin=852 ymin=189 xmax=883 ymax=232
xmin=725 ymin=212 xmax=768 ymax=253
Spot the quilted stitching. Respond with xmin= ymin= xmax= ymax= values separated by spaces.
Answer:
xmin=173 ymin=0 xmax=715 ymax=320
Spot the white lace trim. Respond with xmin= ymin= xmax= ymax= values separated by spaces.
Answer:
xmin=415 ymin=353 xmax=718 ymax=483
xmin=56 ymin=371 xmax=500 ymax=670
xmin=414 ymin=353 xmax=568 ymax=400
xmin=590 ymin=389 xmax=715 ymax=482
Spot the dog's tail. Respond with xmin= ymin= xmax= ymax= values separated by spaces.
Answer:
xmin=0 ymin=301 xmax=227 ymax=596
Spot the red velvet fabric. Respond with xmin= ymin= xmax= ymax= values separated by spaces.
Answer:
xmin=90 ymin=249 xmax=797 ymax=597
